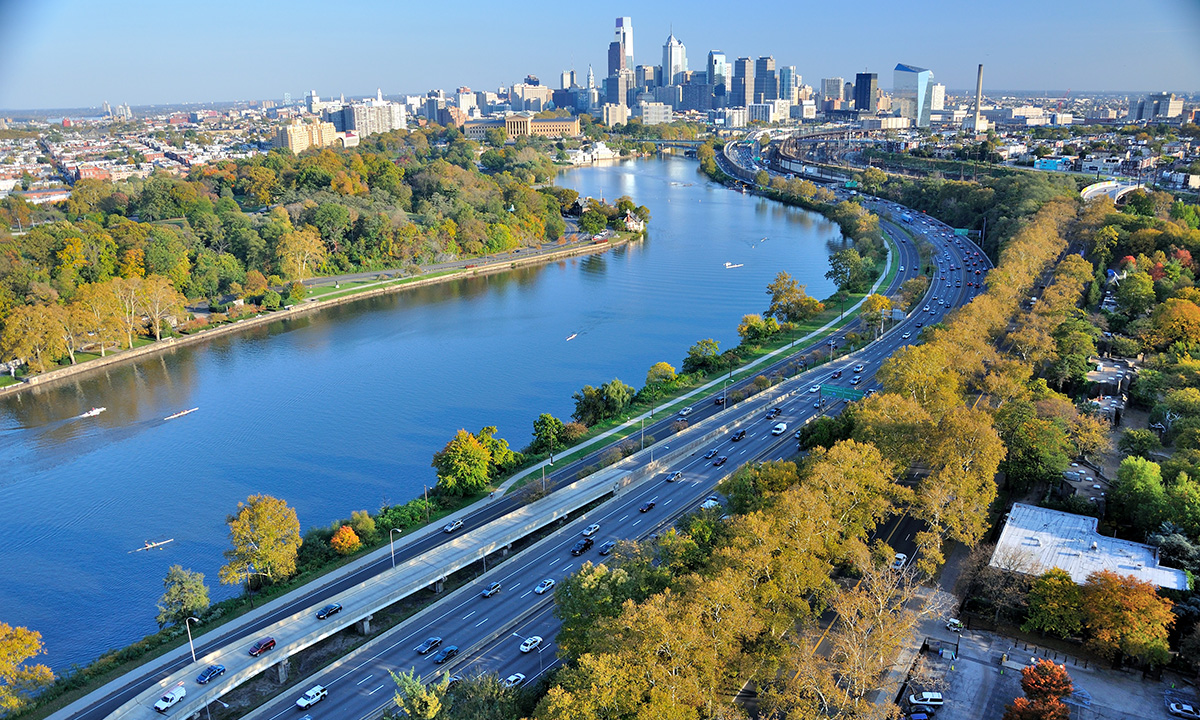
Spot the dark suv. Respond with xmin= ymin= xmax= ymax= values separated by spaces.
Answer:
xmin=571 ymin=537 xmax=594 ymax=556
xmin=731 ymin=430 xmax=747 ymax=441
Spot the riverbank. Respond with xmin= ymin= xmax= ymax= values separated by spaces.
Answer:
xmin=0 ymin=232 xmax=640 ymax=401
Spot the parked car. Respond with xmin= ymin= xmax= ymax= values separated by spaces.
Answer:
xmin=1170 ymin=703 xmax=1200 ymax=719
xmin=713 ymin=456 xmax=728 ymax=466
xmin=909 ymin=692 xmax=944 ymax=707
xmin=196 ymin=664 xmax=225 ymax=685
xmin=503 ymin=673 xmax=526 ymax=689
xmin=154 ymin=686 xmax=186 ymax=713
xmin=316 ymin=602 xmax=342 ymax=620
xmin=571 ymin=537 xmax=594 ymax=556
xmin=520 ymin=636 xmax=543 ymax=653
xmin=415 ymin=636 xmax=443 ymax=654
xmin=892 ymin=553 xmax=908 ymax=570
xmin=582 ymin=523 xmax=600 ymax=536
xmin=534 ymin=578 xmax=556 ymax=594
xmin=481 ymin=581 xmax=501 ymax=598
xmin=946 ymin=619 xmax=963 ymax=633
xmin=443 ymin=519 xmax=463 ymax=533
xmin=248 ymin=637 xmax=275 ymax=656
xmin=295 ymin=686 xmax=327 ymax=709
xmin=640 ymin=501 xmax=656 ymax=512
xmin=598 ymin=540 xmax=617 ymax=555
xmin=433 ymin=646 xmax=459 ymax=664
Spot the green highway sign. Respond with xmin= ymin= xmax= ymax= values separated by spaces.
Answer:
xmin=954 ymin=228 xmax=971 ymax=236
xmin=816 ymin=385 xmax=865 ymax=401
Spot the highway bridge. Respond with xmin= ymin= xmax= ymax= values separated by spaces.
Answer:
xmin=1080 ymin=179 xmax=1145 ymax=203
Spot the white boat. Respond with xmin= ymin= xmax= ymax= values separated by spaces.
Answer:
xmin=724 ymin=262 xmax=744 ymax=269
xmin=566 ymin=333 xmax=578 ymax=341
xmin=79 ymin=407 xmax=106 ymax=418
xmin=164 ymin=407 xmax=199 ymax=420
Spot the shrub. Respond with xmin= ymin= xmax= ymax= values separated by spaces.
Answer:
xmin=288 ymin=281 xmax=308 ymax=303
xmin=329 ymin=525 xmax=361 ymax=555
xmin=261 ymin=289 xmax=282 ymax=310
xmin=562 ymin=422 xmax=588 ymax=442
xmin=350 ymin=510 xmax=377 ymax=543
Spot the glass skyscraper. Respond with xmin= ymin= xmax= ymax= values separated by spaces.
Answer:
xmin=894 ymin=63 xmax=934 ymax=127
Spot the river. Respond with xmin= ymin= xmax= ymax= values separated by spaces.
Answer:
xmin=0 ymin=155 xmax=842 ymax=671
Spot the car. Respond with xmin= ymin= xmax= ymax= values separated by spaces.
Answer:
xmin=535 ymin=578 xmax=556 ymax=594
xmin=946 ymin=619 xmax=964 ymax=633
xmin=808 ymin=385 xmax=820 ymax=393
xmin=503 ymin=673 xmax=526 ymax=689
xmin=902 ymin=332 xmax=911 ymax=339
xmin=899 ymin=265 xmax=905 ymax=271
xmin=640 ymin=501 xmax=656 ymax=512
xmin=582 ymin=523 xmax=600 ymax=537
xmin=416 ymin=636 xmax=443 ymax=654
xmin=916 ymin=322 xmax=923 ymax=328
xmin=433 ymin=645 xmax=459 ymax=664
xmin=1170 ymin=703 xmax=1200 ymax=719
xmin=196 ymin=664 xmax=225 ymax=685
xmin=892 ymin=553 xmax=908 ymax=570
xmin=443 ymin=519 xmax=463 ymax=533
xmin=678 ymin=406 xmax=693 ymax=417
xmin=771 ymin=422 xmax=788 ymax=435
xmin=295 ymin=685 xmax=327 ymax=709
xmin=853 ymin=364 xmax=864 ymax=373
xmin=923 ymin=306 xmax=930 ymax=312
xmin=571 ymin=537 xmax=594 ymax=555
xmin=909 ymin=692 xmax=943 ymax=707
xmin=598 ymin=540 xmax=617 ymax=555
xmin=714 ymin=395 xmax=726 ymax=405
xmin=249 ymin=636 xmax=276 ymax=656
xmin=909 ymin=714 xmax=931 ymax=720
xmin=316 ymin=602 xmax=342 ymax=620
xmin=481 ymin=581 xmax=502 ymax=598
xmin=765 ymin=408 xmax=779 ymax=419
xmin=520 ymin=636 xmax=543 ymax=653
xmin=704 ymin=448 xmax=718 ymax=459
xmin=731 ymin=429 xmax=746 ymax=441
xmin=668 ymin=469 xmax=685 ymax=481
xmin=445 ymin=674 xmax=464 ymax=689
xmin=795 ymin=430 xmax=803 ymax=439
xmin=713 ymin=456 xmax=728 ymax=466
xmin=850 ymin=376 xmax=861 ymax=385
xmin=831 ymin=370 xmax=843 ymax=379
xmin=814 ymin=398 xmax=828 ymax=409
xmin=701 ymin=495 xmax=721 ymax=510
xmin=154 ymin=686 xmax=186 ymax=713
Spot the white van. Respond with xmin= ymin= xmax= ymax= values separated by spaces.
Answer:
xmin=154 ymin=686 xmax=186 ymax=713
xmin=771 ymin=422 xmax=788 ymax=436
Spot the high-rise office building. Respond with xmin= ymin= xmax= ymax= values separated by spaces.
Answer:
xmin=607 ymin=69 xmax=635 ymax=107
xmin=821 ymin=77 xmax=844 ymax=103
xmin=1128 ymin=92 xmax=1184 ymax=121
xmin=662 ymin=33 xmax=688 ymax=86
xmin=613 ymin=17 xmax=634 ymax=73
xmin=754 ymin=56 xmax=777 ymax=103
xmin=608 ymin=42 xmax=625 ymax=77
xmin=930 ymin=83 xmax=945 ymax=111
xmin=894 ymin=63 xmax=934 ymax=127
xmin=778 ymin=66 xmax=798 ymax=103
xmin=636 ymin=65 xmax=662 ymax=88
xmin=731 ymin=57 xmax=754 ymax=108
xmin=854 ymin=72 xmax=878 ymax=113
xmin=707 ymin=51 xmax=728 ymax=92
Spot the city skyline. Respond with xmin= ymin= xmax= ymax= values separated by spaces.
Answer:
xmin=0 ymin=0 xmax=1199 ymax=110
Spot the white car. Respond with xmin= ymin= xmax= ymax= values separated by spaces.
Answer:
xmin=443 ymin=519 xmax=463 ymax=533
xmin=771 ymin=422 xmax=788 ymax=436
xmin=677 ymin=406 xmax=693 ymax=417
xmin=296 ymin=686 xmax=327 ymax=709
xmin=154 ymin=686 xmax=186 ymax=713
xmin=1170 ymin=703 xmax=1200 ymax=719
xmin=520 ymin=635 xmax=543 ymax=653
xmin=892 ymin=553 xmax=908 ymax=570
xmin=808 ymin=385 xmax=820 ymax=393
xmin=534 ymin=578 xmax=556 ymax=595
xmin=902 ymin=332 xmax=911 ymax=339
xmin=582 ymin=523 xmax=600 ymax=537
xmin=503 ymin=673 xmax=526 ymax=689
xmin=909 ymin=692 xmax=943 ymax=707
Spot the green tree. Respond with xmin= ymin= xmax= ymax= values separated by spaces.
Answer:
xmin=765 ymin=271 xmax=823 ymax=324
xmin=531 ymin=413 xmax=565 ymax=457
xmin=0 ymin=622 xmax=54 ymax=716
xmin=1022 ymin=568 xmax=1083 ymax=638
xmin=1118 ymin=429 xmax=1162 ymax=459
xmin=1116 ymin=271 xmax=1155 ymax=317
xmin=682 ymin=338 xmax=721 ymax=374
xmin=826 ymin=248 xmax=867 ymax=293
xmin=578 ymin=210 xmax=606 ymax=235
xmin=600 ymin=378 xmax=634 ymax=418
xmin=155 ymin=565 xmax=210 ymax=628
xmin=1111 ymin=456 xmax=1167 ymax=534
xmin=218 ymin=494 xmax=303 ymax=587
xmin=432 ymin=429 xmax=492 ymax=496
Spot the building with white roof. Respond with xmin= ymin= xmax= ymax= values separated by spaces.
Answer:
xmin=990 ymin=502 xmax=1186 ymax=590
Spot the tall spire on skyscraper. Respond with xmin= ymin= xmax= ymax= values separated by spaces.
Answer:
xmin=587 ymin=65 xmax=595 ymax=89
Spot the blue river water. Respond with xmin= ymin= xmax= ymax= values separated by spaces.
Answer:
xmin=0 ymin=155 xmax=842 ymax=670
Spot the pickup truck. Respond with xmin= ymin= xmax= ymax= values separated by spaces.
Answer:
xmin=296 ymin=685 xmax=328 ymax=709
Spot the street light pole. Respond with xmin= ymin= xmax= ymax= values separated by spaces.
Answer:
xmin=390 ymin=528 xmax=402 ymax=569
xmin=184 ymin=616 xmax=199 ymax=663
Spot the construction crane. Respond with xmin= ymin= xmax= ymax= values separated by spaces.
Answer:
xmin=1057 ymin=89 xmax=1072 ymax=112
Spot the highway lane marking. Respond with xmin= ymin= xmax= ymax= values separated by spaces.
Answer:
xmin=632 ymin=519 xmax=641 ymax=526
xmin=509 ymin=582 xmax=521 ymax=590
xmin=663 ymin=498 xmax=672 ymax=505
xmin=463 ymin=610 xmax=475 ymax=620
xmin=357 ymin=674 xmax=374 ymax=685
xmin=475 ymin=617 xmax=489 ymax=627
xmin=368 ymin=683 xmax=386 ymax=695
xmin=618 ymin=515 xmax=629 ymax=522
xmin=521 ymin=590 xmax=533 ymax=598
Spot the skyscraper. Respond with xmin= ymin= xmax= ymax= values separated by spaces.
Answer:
xmin=930 ymin=83 xmax=945 ymax=111
xmin=754 ymin=56 xmax=777 ymax=103
xmin=707 ymin=51 xmax=729 ymax=92
xmin=615 ymin=17 xmax=634 ymax=72
xmin=587 ymin=66 xmax=595 ymax=90
xmin=778 ymin=65 xmax=798 ymax=103
xmin=894 ymin=63 xmax=934 ymax=127
xmin=854 ymin=72 xmax=878 ymax=113
xmin=820 ymin=77 xmax=844 ymax=103
xmin=731 ymin=57 xmax=754 ymax=108
xmin=608 ymin=41 xmax=626 ymax=77
xmin=662 ymin=33 xmax=687 ymax=86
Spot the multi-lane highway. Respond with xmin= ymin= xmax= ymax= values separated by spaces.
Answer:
xmin=79 ymin=176 xmax=987 ymax=720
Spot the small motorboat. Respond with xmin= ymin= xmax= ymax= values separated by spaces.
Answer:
xmin=566 ymin=333 xmax=578 ymax=341
xmin=79 ymin=407 xmax=106 ymax=418
xmin=724 ymin=262 xmax=744 ymax=269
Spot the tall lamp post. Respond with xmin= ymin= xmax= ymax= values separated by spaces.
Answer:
xmin=390 ymin=528 xmax=403 ymax=569
xmin=184 ymin=616 xmax=200 ymax=663
xmin=542 ymin=460 xmax=553 ymax=493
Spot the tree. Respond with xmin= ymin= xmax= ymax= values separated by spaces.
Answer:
xmin=155 ymin=565 xmax=210 ymax=628
xmin=862 ymin=293 xmax=892 ymax=337
xmin=600 ymin=378 xmax=634 ymax=418
xmin=737 ymin=313 xmax=780 ymax=345
xmin=825 ymin=248 xmax=867 ymax=293
xmin=392 ymin=668 xmax=442 ymax=719
xmin=330 ymin=525 xmax=361 ymax=555
xmin=1118 ymin=428 xmax=1162 ymax=459
xmin=1022 ymin=568 xmax=1083 ymax=638
xmin=218 ymin=494 xmax=303 ymax=588
xmin=275 ymin=225 xmax=327 ymax=281
xmin=1152 ymin=298 xmax=1200 ymax=346
xmin=0 ymin=622 xmax=54 ymax=716
xmin=432 ymin=429 xmax=492 ymax=496
xmin=765 ymin=271 xmax=824 ymax=324
xmin=71 ymin=282 xmax=122 ymax=356
xmin=645 ymin=361 xmax=676 ymax=386
xmin=1111 ymin=456 xmax=1167 ymax=535
xmin=1082 ymin=569 xmax=1174 ymax=665
xmin=350 ymin=509 xmax=377 ymax=543
xmin=0 ymin=304 xmax=66 ymax=372
xmin=531 ymin=413 xmax=565 ymax=457
xmin=578 ymin=210 xmax=606 ymax=235
xmin=137 ymin=274 xmax=186 ymax=341
xmin=682 ymin=338 xmax=721 ymax=374
xmin=1116 ymin=271 xmax=1155 ymax=317
xmin=110 ymin=275 xmax=144 ymax=348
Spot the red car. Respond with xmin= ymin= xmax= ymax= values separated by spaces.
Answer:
xmin=249 ymin=637 xmax=276 ymax=656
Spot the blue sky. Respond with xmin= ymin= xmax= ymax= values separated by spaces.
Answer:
xmin=0 ymin=0 xmax=1197 ymax=110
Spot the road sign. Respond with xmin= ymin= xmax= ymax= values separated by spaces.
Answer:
xmin=816 ymin=385 xmax=865 ymax=401
xmin=954 ymin=228 xmax=971 ymax=236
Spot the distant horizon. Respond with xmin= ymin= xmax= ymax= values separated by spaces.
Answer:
xmin=1 ymin=0 xmax=1197 ymax=110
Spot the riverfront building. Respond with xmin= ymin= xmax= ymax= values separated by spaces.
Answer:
xmin=462 ymin=114 xmax=581 ymax=141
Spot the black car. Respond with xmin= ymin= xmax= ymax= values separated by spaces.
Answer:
xmin=196 ymin=664 xmax=225 ymax=684
xmin=433 ymin=645 xmax=459 ymax=664
xmin=571 ymin=537 xmax=594 ymax=556
xmin=713 ymin=456 xmax=728 ymax=466
xmin=640 ymin=501 xmax=656 ymax=513
xmin=731 ymin=430 xmax=746 ymax=441
xmin=481 ymin=582 xmax=501 ymax=598
xmin=598 ymin=540 xmax=617 ymax=555
xmin=316 ymin=602 xmax=342 ymax=620
xmin=415 ymin=636 xmax=442 ymax=654
xmin=831 ymin=370 xmax=843 ymax=379
xmin=714 ymin=395 xmax=726 ymax=405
